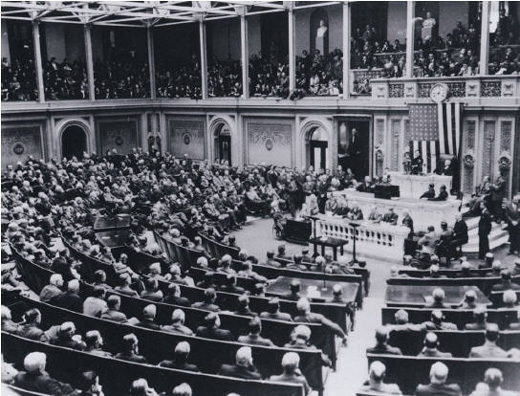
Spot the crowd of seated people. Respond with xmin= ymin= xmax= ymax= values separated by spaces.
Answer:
xmin=295 ymin=48 xmax=343 ymax=96
xmin=249 ymin=52 xmax=289 ymax=98
xmin=43 ymin=57 xmax=88 ymax=100
xmin=1 ymin=56 xmax=37 ymax=102
xmin=208 ymin=58 xmax=242 ymax=98
xmin=155 ymin=55 xmax=202 ymax=99
xmin=351 ymin=23 xmax=406 ymax=78
xmin=94 ymin=57 xmax=150 ymax=99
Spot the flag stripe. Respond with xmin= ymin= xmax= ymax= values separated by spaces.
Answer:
xmin=437 ymin=102 xmax=445 ymax=155
xmin=446 ymin=103 xmax=454 ymax=155
xmin=454 ymin=102 xmax=461 ymax=155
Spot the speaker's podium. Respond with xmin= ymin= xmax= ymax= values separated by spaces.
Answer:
xmin=374 ymin=185 xmax=400 ymax=200
xmin=284 ymin=218 xmax=312 ymax=245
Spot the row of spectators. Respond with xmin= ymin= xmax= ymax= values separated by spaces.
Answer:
xmin=208 ymin=58 xmax=242 ymax=98
xmin=156 ymin=55 xmax=202 ymax=99
xmin=44 ymin=57 xmax=88 ymax=100
xmin=249 ymin=53 xmax=289 ymax=98
xmin=1 ymin=57 xmax=38 ymax=101
xmin=296 ymin=48 xmax=343 ymax=96
xmin=94 ymin=58 xmax=150 ymax=99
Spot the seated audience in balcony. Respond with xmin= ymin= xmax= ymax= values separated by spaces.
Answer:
xmin=156 ymin=56 xmax=202 ymax=99
xmin=94 ymin=56 xmax=150 ymax=99
xmin=249 ymin=52 xmax=289 ymax=98
xmin=1 ymin=55 xmax=38 ymax=101
xmin=208 ymin=57 xmax=242 ymax=97
xmin=43 ymin=57 xmax=88 ymax=100
xmin=359 ymin=360 xmax=402 ymax=395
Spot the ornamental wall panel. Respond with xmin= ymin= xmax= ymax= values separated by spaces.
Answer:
xmin=1 ymin=124 xmax=45 ymax=170
xmin=167 ymin=116 xmax=206 ymax=160
xmin=97 ymin=118 xmax=139 ymax=155
xmin=245 ymin=119 xmax=293 ymax=167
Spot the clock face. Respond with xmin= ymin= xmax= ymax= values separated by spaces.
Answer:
xmin=430 ymin=84 xmax=448 ymax=102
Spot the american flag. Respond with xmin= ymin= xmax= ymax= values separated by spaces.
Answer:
xmin=408 ymin=102 xmax=463 ymax=173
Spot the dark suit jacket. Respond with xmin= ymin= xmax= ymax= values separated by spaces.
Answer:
xmin=159 ymin=359 xmax=199 ymax=372
xmin=415 ymin=383 xmax=462 ymax=396
xmin=218 ymin=364 xmax=262 ymax=380
xmin=196 ymin=326 xmax=234 ymax=341
xmin=101 ymin=309 xmax=128 ymax=323
xmin=53 ymin=291 xmax=83 ymax=313
xmin=452 ymin=220 xmax=468 ymax=244
xmin=260 ymin=311 xmax=293 ymax=321
xmin=115 ymin=351 xmax=148 ymax=364
xmin=238 ymin=334 xmax=274 ymax=347
xmin=14 ymin=372 xmax=78 ymax=396
xmin=366 ymin=344 xmax=402 ymax=355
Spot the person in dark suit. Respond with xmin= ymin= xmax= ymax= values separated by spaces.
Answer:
xmin=356 ymin=176 xmax=374 ymax=193
xmin=470 ymin=324 xmax=509 ymax=358
xmin=478 ymin=207 xmax=493 ymax=259
xmin=471 ymin=368 xmax=518 ymax=396
xmin=84 ymin=330 xmax=112 ymax=358
xmin=13 ymin=352 xmax=79 ymax=396
xmin=259 ymin=297 xmax=293 ymax=321
xmin=101 ymin=295 xmax=128 ymax=323
xmin=382 ymin=207 xmax=399 ymax=225
xmin=269 ymin=352 xmax=310 ymax=395
xmin=411 ymin=150 xmax=424 ymax=175
xmin=464 ymin=306 xmax=488 ymax=330
xmin=367 ymin=326 xmax=403 ymax=355
xmin=284 ymin=325 xmax=332 ymax=367
xmin=238 ymin=317 xmax=274 ymax=347
xmin=196 ymin=312 xmax=234 ymax=341
xmin=345 ymin=128 xmax=364 ymax=178
xmin=420 ymin=183 xmax=436 ymax=199
xmin=219 ymin=274 xmax=245 ymax=295
xmin=163 ymin=283 xmax=191 ymax=307
xmin=53 ymin=279 xmax=83 ymax=313
xmin=415 ymin=362 xmax=462 ymax=396
xmin=284 ymin=280 xmax=302 ymax=301
xmin=418 ymin=332 xmax=453 ymax=357
xmin=359 ymin=361 xmax=402 ymax=395
xmin=19 ymin=308 xmax=46 ymax=342
xmin=504 ymin=196 xmax=520 ymax=256
xmin=233 ymin=294 xmax=256 ymax=317
xmin=490 ymin=270 xmax=520 ymax=292
xmin=158 ymin=341 xmax=199 ymax=372
xmin=218 ymin=346 xmax=262 ymax=380
xmin=295 ymin=298 xmax=347 ymax=345
xmin=423 ymin=288 xmax=450 ymax=309
xmin=429 ymin=184 xmax=449 ymax=201
xmin=161 ymin=309 xmax=194 ymax=336
xmin=450 ymin=214 xmax=468 ymax=257
xmin=366 ymin=327 xmax=402 ymax=355
xmin=191 ymin=288 xmax=220 ymax=312
xmin=135 ymin=304 xmax=161 ymax=330
xmin=49 ymin=322 xmax=85 ymax=351
xmin=115 ymin=333 xmax=148 ymax=364
xmin=489 ymin=175 xmax=506 ymax=221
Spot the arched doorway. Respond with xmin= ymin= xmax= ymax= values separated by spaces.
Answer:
xmin=61 ymin=125 xmax=87 ymax=160
xmin=307 ymin=126 xmax=329 ymax=170
xmin=214 ymin=123 xmax=232 ymax=165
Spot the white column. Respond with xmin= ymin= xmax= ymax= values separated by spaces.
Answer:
xmin=199 ymin=20 xmax=208 ymax=99
xmin=342 ymin=1 xmax=351 ymax=98
xmin=288 ymin=7 xmax=295 ymax=92
xmin=32 ymin=21 xmax=45 ymax=103
xmin=479 ymin=1 xmax=490 ymax=76
xmin=240 ymin=14 xmax=249 ymax=98
xmin=147 ymin=25 xmax=156 ymax=99
xmin=84 ymin=24 xmax=95 ymax=101
xmin=405 ymin=1 xmax=415 ymax=78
